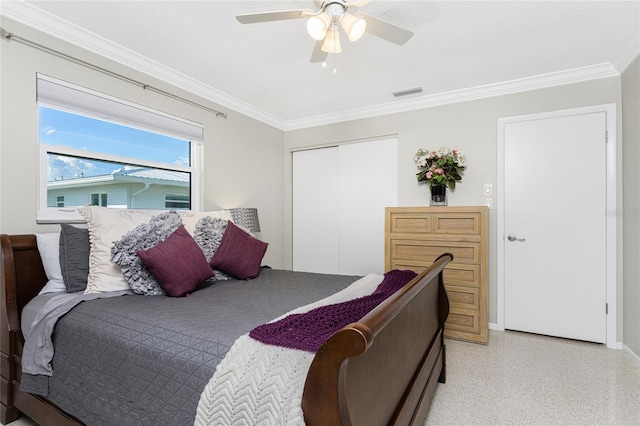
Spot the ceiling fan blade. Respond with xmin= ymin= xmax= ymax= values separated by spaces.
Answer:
xmin=310 ymin=40 xmax=328 ymax=63
xmin=236 ymin=9 xmax=313 ymax=24
xmin=313 ymin=0 xmax=324 ymax=8
xmin=360 ymin=13 xmax=414 ymax=45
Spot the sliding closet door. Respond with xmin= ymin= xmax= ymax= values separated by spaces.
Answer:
xmin=293 ymin=138 xmax=397 ymax=275
xmin=338 ymin=139 xmax=397 ymax=275
xmin=292 ymin=147 xmax=340 ymax=274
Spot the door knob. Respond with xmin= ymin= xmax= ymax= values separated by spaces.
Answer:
xmin=507 ymin=234 xmax=526 ymax=242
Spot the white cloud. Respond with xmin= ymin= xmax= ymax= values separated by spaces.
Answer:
xmin=175 ymin=156 xmax=190 ymax=167
xmin=47 ymin=155 xmax=99 ymax=181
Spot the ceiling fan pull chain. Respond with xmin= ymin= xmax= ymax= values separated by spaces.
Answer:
xmin=333 ymin=29 xmax=338 ymax=74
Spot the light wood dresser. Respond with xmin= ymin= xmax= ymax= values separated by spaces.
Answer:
xmin=385 ymin=206 xmax=488 ymax=344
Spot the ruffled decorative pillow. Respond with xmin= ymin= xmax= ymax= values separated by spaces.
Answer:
xmin=111 ymin=211 xmax=182 ymax=295
xmin=180 ymin=209 xmax=233 ymax=236
xmin=193 ymin=216 xmax=233 ymax=281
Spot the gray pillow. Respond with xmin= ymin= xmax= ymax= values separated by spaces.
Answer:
xmin=111 ymin=211 xmax=182 ymax=295
xmin=59 ymin=223 xmax=90 ymax=293
xmin=193 ymin=216 xmax=232 ymax=281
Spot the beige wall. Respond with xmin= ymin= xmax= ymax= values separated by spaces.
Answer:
xmin=1 ymin=15 xmax=635 ymax=352
xmin=0 ymin=17 xmax=286 ymax=268
xmin=622 ymin=56 xmax=640 ymax=356
xmin=285 ymin=78 xmax=624 ymax=335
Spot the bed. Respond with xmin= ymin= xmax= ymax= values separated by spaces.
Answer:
xmin=1 ymin=233 xmax=451 ymax=425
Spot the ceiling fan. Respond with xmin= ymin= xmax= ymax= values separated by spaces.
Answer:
xmin=236 ymin=0 xmax=414 ymax=63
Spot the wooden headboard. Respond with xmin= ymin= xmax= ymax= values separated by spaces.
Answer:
xmin=1 ymin=234 xmax=48 ymax=336
xmin=1 ymin=234 xmax=53 ymax=423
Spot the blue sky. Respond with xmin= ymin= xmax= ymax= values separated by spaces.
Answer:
xmin=40 ymin=106 xmax=190 ymax=181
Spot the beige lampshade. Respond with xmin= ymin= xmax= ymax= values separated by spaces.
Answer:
xmin=321 ymin=26 xmax=342 ymax=53
xmin=307 ymin=13 xmax=331 ymax=40
xmin=341 ymin=13 xmax=366 ymax=41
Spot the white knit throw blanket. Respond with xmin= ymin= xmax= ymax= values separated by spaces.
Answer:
xmin=194 ymin=273 xmax=384 ymax=426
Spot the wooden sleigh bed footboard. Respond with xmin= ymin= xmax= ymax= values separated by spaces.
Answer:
xmin=1 ymin=233 xmax=451 ymax=426
xmin=303 ymin=253 xmax=451 ymax=425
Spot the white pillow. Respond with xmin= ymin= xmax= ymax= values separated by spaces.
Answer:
xmin=78 ymin=206 xmax=153 ymax=293
xmin=35 ymin=232 xmax=66 ymax=294
xmin=180 ymin=210 xmax=233 ymax=235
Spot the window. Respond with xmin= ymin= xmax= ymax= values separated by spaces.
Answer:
xmin=90 ymin=193 xmax=108 ymax=207
xmin=165 ymin=193 xmax=190 ymax=210
xmin=37 ymin=74 xmax=203 ymax=222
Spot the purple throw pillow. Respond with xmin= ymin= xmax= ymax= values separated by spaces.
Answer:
xmin=210 ymin=221 xmax=268 ymax=280
xmin=136 ymin=225 xmax=214 ymax=297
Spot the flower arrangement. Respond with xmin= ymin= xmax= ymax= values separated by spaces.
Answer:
xmin=414 ymin=146 xmax=466 ymax=189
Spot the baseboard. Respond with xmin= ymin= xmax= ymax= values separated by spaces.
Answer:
xmin=623 ymin=343 xmax=640 ymax=365
xmin=487 ymin=325 xmax=628 ymax=353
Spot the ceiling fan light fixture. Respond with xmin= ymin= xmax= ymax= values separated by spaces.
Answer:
xmin=341 ymin=13 xmax=366 ymax=41
xmin=307 ymin=13 xmax=331 ymax=40
xmin=238 ymin=1 xmax=415 ymax=64
xmin=321 ymin=26 xmax=342 ymax=53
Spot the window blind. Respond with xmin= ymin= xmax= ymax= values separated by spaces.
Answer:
xmin=37 ymin=74 xmax=204 ymax=142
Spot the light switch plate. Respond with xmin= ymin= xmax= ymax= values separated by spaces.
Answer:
xmin=483 ymin=184 xmax=493 ymax=196
xmin=485 ymin=198 xmax=493 ymax=209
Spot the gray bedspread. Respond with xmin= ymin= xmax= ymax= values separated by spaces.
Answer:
xmin=21 ymin=269 xmax=359 ymax=425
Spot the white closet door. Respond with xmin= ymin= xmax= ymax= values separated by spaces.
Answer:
xmin=338 ymin=139 xmax=397 ymax=275
xmin=292 ymin=138 xmax=397 ymax=275
xmin=292 ymin=147 xmax=340 ymax=274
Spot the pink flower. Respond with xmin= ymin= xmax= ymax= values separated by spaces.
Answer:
xmin=426 ymin=171 xmax=433 ymax=179
xmin=435 ymin=168 xmax=444 ymax=175
xmin=429 ymin=151 xmax=437 ymax=158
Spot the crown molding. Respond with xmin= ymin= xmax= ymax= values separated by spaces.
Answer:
xmin=1 ymin=1 xmax=627 ymax=132
xmin=0 ymin=1 xmax=286 ymax=130
xmin=284 ymin=62 xmax=620 ymax=130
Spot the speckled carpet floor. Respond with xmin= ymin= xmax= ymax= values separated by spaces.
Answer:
xmin=425 ymin=330 xmax=640 ymax=425
xmin=3 ymin=330 xmax=639 ymax=425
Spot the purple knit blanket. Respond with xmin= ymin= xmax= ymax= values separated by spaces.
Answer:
xmin=249 ymin=269 xmax=417 ymax=353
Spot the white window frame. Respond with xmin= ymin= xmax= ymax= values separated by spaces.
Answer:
xmin=36 ymin=74 xmax=204 ymax=223
xmin=90 ymin=192 xmax=108 ymax=207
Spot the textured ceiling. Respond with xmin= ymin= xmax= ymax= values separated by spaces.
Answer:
xmin=2 ymin=1 xmax=639 ymax=129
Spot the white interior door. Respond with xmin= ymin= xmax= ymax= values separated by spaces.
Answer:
xmin=503 ymin=111 xmax=607 ymax=343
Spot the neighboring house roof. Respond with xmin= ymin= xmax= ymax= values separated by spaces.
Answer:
xmin=115 ymin=168 xmax=188 ymax=183
xmin=47 ymin=168 xmax=189 ymax=190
